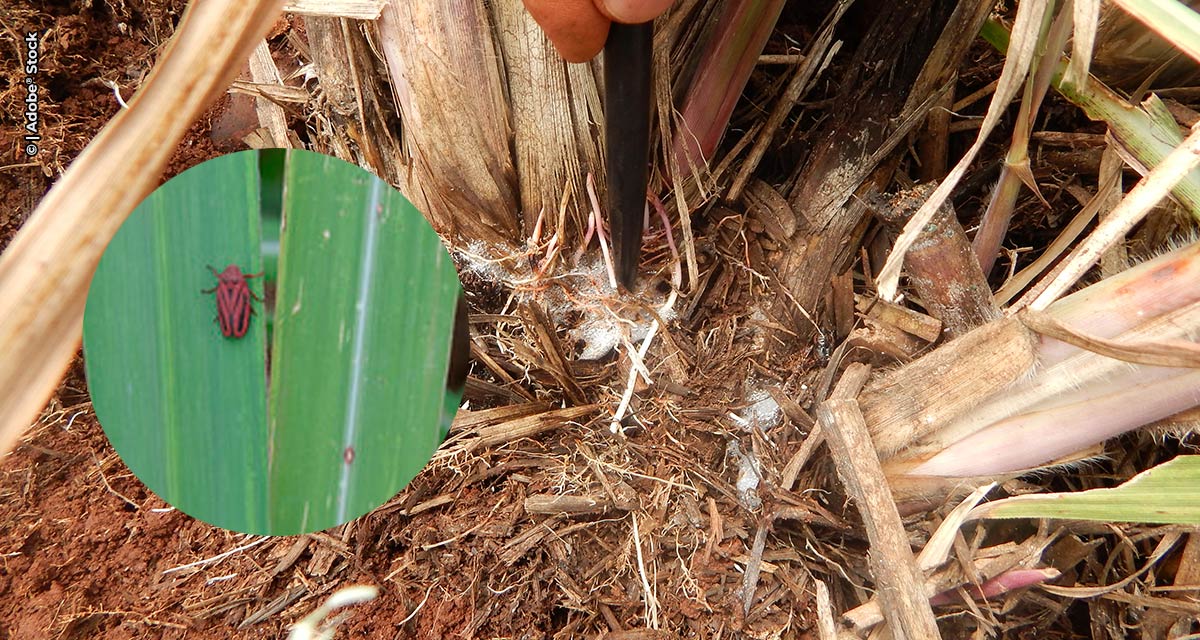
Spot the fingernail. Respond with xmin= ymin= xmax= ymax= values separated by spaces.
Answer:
xmin=599 ymin=0 xmax=660 ymax=24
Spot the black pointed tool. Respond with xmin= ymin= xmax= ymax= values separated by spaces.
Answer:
xmin=440 ymin=292 xmax=470 ymax=441
xmin=604 ymin=21 xmax=653 ymax=291
xmin=447 ymin=292 xmax=470 ymax=395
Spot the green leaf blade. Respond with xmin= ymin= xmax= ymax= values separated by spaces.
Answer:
xmin=267 ymin=151 xmax=461 ymax=534
xmin=978 ymin=456 xmax=1200 ymax=525
xmin=84 ymin=151 xmax=269 ymax=534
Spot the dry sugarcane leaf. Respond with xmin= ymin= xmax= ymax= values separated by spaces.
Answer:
xmin=376 ymin=0 xmax=521 ymax=252
xmin=439 ymin=404 xmax=600 ymax=455
xmin=518 ymin=301 xmax=587 ymax=405
xmin=491 ymin=4 xmax=605 ymax=241
xmin=819 ymin=363 xmax=941 ymax=639
xmin=1019 ymin=308 xmax=1200 ymax=368
xmin=860 ymin=316 xmax=1039 ymax=459
xmin=282 ymin=0 xmax=385 ymax=19
xmin=0 ymin=0 xmax=285 ymax=459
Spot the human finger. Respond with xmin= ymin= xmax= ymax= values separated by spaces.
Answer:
xmin=522 ymin=0 xmax=611 ymax=63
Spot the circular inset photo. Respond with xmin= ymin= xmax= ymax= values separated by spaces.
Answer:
xmin=83 ymin=149 xmax=468 ymax=535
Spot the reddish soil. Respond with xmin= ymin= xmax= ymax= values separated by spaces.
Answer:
xmin=0 ymin=3 xmax=275 ymax=637
xmin=0 ymin=362 xmax=267 ymax=639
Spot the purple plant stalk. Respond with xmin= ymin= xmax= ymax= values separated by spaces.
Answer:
xmin=669 ymin=0 xmax=786 ymax=175
xmin=911 ymin=367 xmax=1200 ymax=477
xmin=928 ymin=568 xmax=1061 ymax=606
xmin=901 ymin=242 xmax=1200 ymax=477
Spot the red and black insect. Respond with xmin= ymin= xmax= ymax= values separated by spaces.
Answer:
xmin=203 ymin=264 xmax=263 ymax=338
